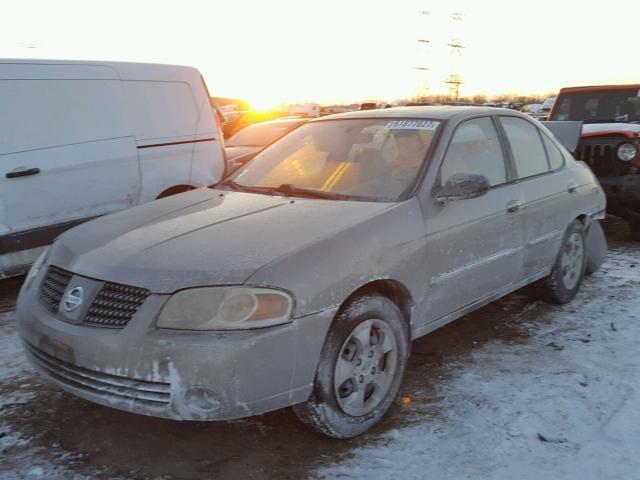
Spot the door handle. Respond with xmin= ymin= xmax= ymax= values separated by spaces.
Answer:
xmin=6 ymin=167 xmax=41 ymax=179
xmin=506 ymin=200 xmax=522 ymax=214
xmin=567 ymin=183 xmax=577 ymax=194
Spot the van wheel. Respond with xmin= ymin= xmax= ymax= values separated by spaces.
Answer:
xmin=157 ymin=185 xmax=195 ymax=199
xmin=293 ymin=295 xmax=409 ymax=439
xmin=541 ymin=220 xmax=586 ymax=304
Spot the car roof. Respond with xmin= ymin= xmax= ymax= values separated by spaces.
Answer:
xmin=558 ymin=84 xmax=640 ymax=94
xmin=310 ymin=105 xmax=524 ymax=122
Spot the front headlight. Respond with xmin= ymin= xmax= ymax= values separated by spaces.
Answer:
xmin=157 ymin=286 xmax=293 ymax=331
xmin=24 ymin=246 xmax=50 ymax=288
xmin=617 ymin=143 xmax=637 ymax=161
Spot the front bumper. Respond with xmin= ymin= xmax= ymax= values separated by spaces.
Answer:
xmin=16 ymin=269 xmax=336 ymax=421
xmin=599 ymin=174 xmax=640 ymax=222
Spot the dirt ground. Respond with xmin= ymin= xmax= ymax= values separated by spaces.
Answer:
xmin=0 ymin=217 xmax=636 ymax=480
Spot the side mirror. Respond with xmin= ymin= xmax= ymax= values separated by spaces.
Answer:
xmin=434 ymin=173 xmax=490 ymax=202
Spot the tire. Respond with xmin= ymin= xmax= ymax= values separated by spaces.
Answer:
xmin=293 ymin=294 xmax=410 ymax=439
xmin=630 ymin=217 xmax=640 ymax=242
xmin=584 ymin=220 xmax=607 ymax=276
xmin=541 ymin=220 xmax=587 ymax=304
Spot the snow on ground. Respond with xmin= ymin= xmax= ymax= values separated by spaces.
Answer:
xmin=316 ymin=246 xmax=640 ymax=480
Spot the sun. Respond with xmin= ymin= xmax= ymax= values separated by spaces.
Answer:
xmin=248 ymin=95 xmax=285 ymax=112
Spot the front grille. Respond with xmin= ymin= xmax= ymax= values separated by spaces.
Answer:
xmin=25 ymin=341 xmax=170 ymax=406
xmin=39 ymin=266 xmax=73 ymax=313
xmin=574 ymin=137 xmax=634 ymax=177
xmin=84 ymin=282 xmax=150 ymax=328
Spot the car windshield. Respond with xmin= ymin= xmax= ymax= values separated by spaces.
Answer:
xmin=230 ymin=118 xmax=440 ymax=201
xmin=226 ymin=121 xmax=303 ymax=147
xmin=551 ymin=89 xmax=640 ymax=123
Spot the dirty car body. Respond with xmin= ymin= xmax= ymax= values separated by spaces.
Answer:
xmin=550 ymin=84 xmax=640 ymax=238
xmin=17 ymin=107 xmax=605 ymax=433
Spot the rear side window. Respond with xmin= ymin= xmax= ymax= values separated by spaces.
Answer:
xmin=500 ymin=117 xmax=549 ymax=179
xmin=541 ymin=133 xmax=564 ymax=170
xmin=440 ymin=117 xmax=507 ymax=187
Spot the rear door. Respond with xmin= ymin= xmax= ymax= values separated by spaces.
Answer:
xmin=425 ymin=116 xmax=526 ymax=320
xmin=497 ymin=115 xmax=575 ymax=277
xmin=0 ymin=64 xmax=140 ymax=253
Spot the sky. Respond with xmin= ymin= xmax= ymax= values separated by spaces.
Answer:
xmin=1 ymin=0 xmax=637 ymax=107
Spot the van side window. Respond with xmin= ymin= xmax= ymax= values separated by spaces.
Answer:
xmin=440 ymin=117 xmax=507 ymax=187
xmin=541 ymin=133 xmax=565 ymax=170
xmin=500 ymin=116 xmax=549 ymax=179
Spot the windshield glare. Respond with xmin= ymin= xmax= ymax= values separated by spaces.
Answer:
xmin=551 ymin=89 xmax=640 ymax=123
xmin=226 ymin=121 xmax=301 ymax=147
xmin=232 ymin=118 xmax=440 ymax=201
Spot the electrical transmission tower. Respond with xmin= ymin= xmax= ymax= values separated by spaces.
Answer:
xmin=445 ymin=12 xmax=465 ymax=101
xmin=414 ymin=10 xmax=431 ymax=98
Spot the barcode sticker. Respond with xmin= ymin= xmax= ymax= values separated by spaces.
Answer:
xmin=384 ymin=120 xmax=440 ymax=130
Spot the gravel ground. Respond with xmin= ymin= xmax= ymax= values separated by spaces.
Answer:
xmin=0 ymin=218 xmax=638 ymax=480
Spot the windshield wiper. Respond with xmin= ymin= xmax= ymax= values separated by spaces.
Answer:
xmin=268 ymin=184 xmax=354 ymax=200
xmin=212 ymin=179 xmax=276 ymax=195
xmin=212 ymin=180 xmax=352 ymax=200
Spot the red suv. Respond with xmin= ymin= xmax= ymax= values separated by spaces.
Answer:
xmin=549 ymin=85 xmax=640 ymax=239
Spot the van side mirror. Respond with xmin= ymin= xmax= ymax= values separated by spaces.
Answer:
xmin=434 ymin=173 xmax=490 ymax=202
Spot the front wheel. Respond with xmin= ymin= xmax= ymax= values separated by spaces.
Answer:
xmin=540 ymin=220 xmax=586 ymax=304
xmin=293 ymin=295 xmax=410 ymax=439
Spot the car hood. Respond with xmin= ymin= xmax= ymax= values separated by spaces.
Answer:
xmin=225 ymin=145 xmax=261 ymax=161
xmin=582 ymin=123 xmax=640 ymax=137
xmin=49 ymin=188 xmax=393 ymax=293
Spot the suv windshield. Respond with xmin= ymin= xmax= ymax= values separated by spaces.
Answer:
xmin=551 ymin=88 xmax=640 ymax=123
xmin=226 ymin=120 xmax=304 ymax=147
xmin=230 ymin=118 xmax=440 ymax=201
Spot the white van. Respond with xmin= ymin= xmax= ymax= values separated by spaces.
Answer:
xmin=0 ymin=59 xmax=226 ymax=279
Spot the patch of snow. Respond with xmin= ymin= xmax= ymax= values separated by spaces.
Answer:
xmin=0 ymin=312 xmax=30 ymax=381
xmin=316 ymin=248 xmax=640 ymax=480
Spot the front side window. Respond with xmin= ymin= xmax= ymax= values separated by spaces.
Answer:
xmin=500 ymin=116 xmax=549 ymax=179
xmin=232 ymin=118 xmax=440 ymax=201
xmin=440 ymin=117 xmax=506 ymax=187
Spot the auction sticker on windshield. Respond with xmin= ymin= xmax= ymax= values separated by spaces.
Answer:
xmin=384 ymin=120 xmax=440 ymax=130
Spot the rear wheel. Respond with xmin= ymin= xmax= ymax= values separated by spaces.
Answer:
xmin=584 ymin=219 xmax=607 ymax=276
xmin=540 ymin=220 xmax=586 ymax=304
xmin=293 ymin=295 xmax=409 ymax=439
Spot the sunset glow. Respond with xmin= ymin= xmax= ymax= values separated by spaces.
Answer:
xmin=2 ymin=0 xmax=637 ymax=105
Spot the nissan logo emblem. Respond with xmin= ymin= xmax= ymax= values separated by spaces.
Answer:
xmin=63 ymin=286 xmax=84 ymax=312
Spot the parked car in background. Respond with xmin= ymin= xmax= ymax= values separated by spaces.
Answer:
xmin=18 ymin=107 xmax=605 ymax=439
xmin=225 ymin=117 xmax=308 ymax=173
xmin=521 ymin=103 xmax=543 ymax=117
xmin=550 ymin=85 xmax=640 ymax=238
xmin=0 ymin=59 xmax=225 ymax=279
xmin=537 ymin=96 xmax=556 ymax=121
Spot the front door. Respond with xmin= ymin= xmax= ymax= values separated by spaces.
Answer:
xmin=424 ymin=116 xmax=525 ymax=320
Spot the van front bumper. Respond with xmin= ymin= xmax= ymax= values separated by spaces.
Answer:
xmin=16 ymin=276 xmax=335 ymax=421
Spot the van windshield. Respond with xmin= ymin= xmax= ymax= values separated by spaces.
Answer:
xmin=230 ymin=118 xmax=440 ymax=202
